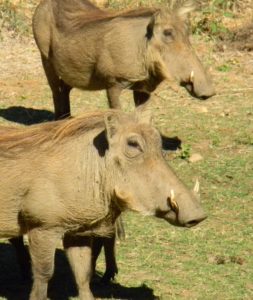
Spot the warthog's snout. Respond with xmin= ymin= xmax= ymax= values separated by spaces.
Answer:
xmin=159 ymin=182 xmax=207 ymax=228
xmin=179 ymin=209 xmax=207 ymax=228
xmin=181 ymin=70 xmax=215 ymax=100
xmin=162 ymin=202 xmax=207 ymax=227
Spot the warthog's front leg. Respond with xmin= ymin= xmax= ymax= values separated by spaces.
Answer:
xmin=63 ymin=235 xmax=94 ymax=300
xmin=28 ymin=228 xmax=62 ymax=300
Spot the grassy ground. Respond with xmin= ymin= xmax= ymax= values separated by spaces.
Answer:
xmin=0 ymin=1 xmax=252 ymax=299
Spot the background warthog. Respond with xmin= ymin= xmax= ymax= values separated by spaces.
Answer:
xmin=0 ymin=110 xmax=206 ymax=300
xmin=33 ymin=0 xmax=215 ymax=119
xmin=91 ymin=0 xmax=108 ymax=7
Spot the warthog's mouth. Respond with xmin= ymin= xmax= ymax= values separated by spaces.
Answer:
xmin=156 ymin=208 xmax=181 ymax=227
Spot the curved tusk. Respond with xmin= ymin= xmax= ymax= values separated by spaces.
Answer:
xmin=168 ymin=190 xmax=179 ymax=213
xmin=170 ymin=189 xmax=175 ymax=201
xmin=190 ymin=70 xmax=194 ymax=83
xmin=193 ymin=179 xmax=200 ymax=194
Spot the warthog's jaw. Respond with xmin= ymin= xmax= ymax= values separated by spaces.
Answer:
xmin=114 ymin=186 xmax=153 ymax=215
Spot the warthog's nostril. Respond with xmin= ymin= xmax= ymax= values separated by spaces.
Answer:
xmin=185 ymin=216 xmax=207 ymax=228
xmin=185 ymin=220 xmax=200 ymax=228
xmin=199 ymin=95 xmax=210 ymax=100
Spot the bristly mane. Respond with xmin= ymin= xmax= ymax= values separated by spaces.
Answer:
xmin=53 ymin=0 xmax=194 ymax=32
xmin=53 ymin=0 xmax=158 ymax=32
xmin=0 ymin=111 xmax=113 ymax=154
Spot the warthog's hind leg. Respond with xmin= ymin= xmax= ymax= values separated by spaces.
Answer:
xmin=28 ymin=228 xmax=62 ymax=300
xmin=63 ymin=235 xmax=95 ymax=300
xmin=92 ymin=235 xmax=118 ymax=284
xmin=41 ymin=55 xmax=72 ymax=120
xmin=102 ymin=234 xmax=118 ymax=283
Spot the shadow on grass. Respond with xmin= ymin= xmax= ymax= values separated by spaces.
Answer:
xmin=0 ymin=243 xmax=157 ymax=300
xmin=0 ymin=106 xmax=54 ymax=125
xmin=161 ymin=134 xmax=181 ymax=151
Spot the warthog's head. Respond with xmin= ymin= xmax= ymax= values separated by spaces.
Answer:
xmin=105 ymin=111 xmax=206 ymax=227
xmin=147 ymin=2 xmax=215 ymax=99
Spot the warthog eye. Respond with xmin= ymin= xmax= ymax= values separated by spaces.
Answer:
xmin=125 ymin=135 xmax=144 ymax=158
xmin=128 ymin=140 xmax=140 ymax=148
xmin=163 ymin=28 xmax=174 ymax=38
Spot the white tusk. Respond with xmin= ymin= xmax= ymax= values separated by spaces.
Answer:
xmin=190 ymin=70 xmax=194 ymax=83
xmin=170 ymin=189 xmax=175 ymax=201
xmin=193 ymin=179 xmax=200 ymax=194
xmin=168 ymin=189 xmax=179 ymax=213
xmin=168 ymin=190 xmax=179 ymax=213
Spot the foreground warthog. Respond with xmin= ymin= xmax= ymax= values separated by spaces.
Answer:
xmin=0 ymin=110 xmax=206 ymax=299
xmin=33 ymin=0 xmax=215 ymax=119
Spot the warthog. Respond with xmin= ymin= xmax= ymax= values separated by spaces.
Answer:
xmin=33 ymin=0 xmax=215 ymax=119
xmin=0 ymin=110 xmax=206 ymax=300
xmin=91 ymin=0 xmax=108 ymax=7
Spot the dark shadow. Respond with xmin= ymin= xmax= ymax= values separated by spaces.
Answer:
xmin=161 ymin=134 xmax=181 ymax=151
xmin=91 ymin=275 xmax=158 ymax=300
xmin=0 ymin=243 xmax=31 ymax=300
xmin=0 ymin=106 xmax=54 ymax=125
xmin=0 ymin=243 xmax=158 ymax=300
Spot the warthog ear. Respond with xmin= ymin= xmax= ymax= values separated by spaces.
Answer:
xmin=146 ymin=16 xmax=155 ymax=39
xmin=175 ymin=1 xmax=195 ymax=21
xmin=146 ymin=10 xmax=162 ymax=39
xmin=104 ymin=112 xmax=120 ymax=141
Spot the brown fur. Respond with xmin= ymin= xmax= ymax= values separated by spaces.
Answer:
xmin=0 ymin=110 xmax=206 ymax=299
xmin=33 ymin=0 xmax=215 ymax=119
